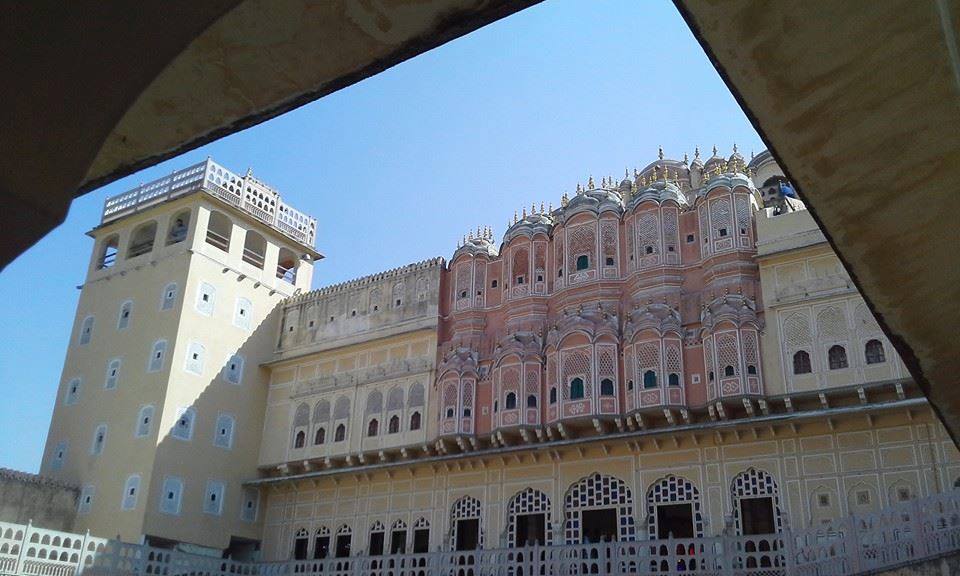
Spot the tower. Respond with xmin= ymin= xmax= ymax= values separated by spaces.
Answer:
xmin=40 ymin=159 xmax=320 ymax=554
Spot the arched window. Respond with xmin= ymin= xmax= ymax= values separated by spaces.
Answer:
xmin=643 ymin=370 xmax=657 ymax=389
xmin=388 ymin=415 xmax=400 ymax=434
xmin=367 ymin=419 xmax=379 ymax=437
xmin=90 ymin=424 xmax=107 ymax=455
xmin=569 ymin=378 xmax=585 ymax=400
xmin=865 ymin=339 xmax=886 ymax=364
xmin=166 ymin=211 xmax=190 ymax=245
xmin=627 ymin=380 xmax=634 ymax=391
xmin=225 ymin=354 xmax=244 ymax=385
xmin=575 ymin=254 xmax=589 ymax=271
xmin=314 ymin=427 xmax=326 ymax=445
xmin=242 ymin=231 xmax=267 ymax=268
xmin=233 ymin=298 xmax=252 ymax=330
xmin=205 ymin=211 xmax=232 ymax=252
xmin=600 ymin=378 xmax=615 ymax=396
xmin=104 ymin=359 xmax=121 ymax=390
xmin=97 ymin=235 xmax=119 ymax=269
xmin=184 ymin=341 xmax=205 ymax=375
xmin=293 ymin=528 xmax=309 ymax=560
xmin=747 ymin=365 xmax=758 ymax=375
xmin=160 ymin=283 xmax=178 ymax=310
xmin=127 ymin=221 xmax=157 ymax=258
xmin=828 ymin=345 xmax=848 ymax=370
xmin=334 ymin=424 xmax=346 ymax=442
xmin=117 ymin=301 xmax=133 ymax=330
xmin=159 ymin=477 xmax=183 ymax=516
xmin=392 ymin=282 xmax=404 ymax=307
xmin=148 ymin=340 xmax=167 ymax=373
xmin=78 ymin=316 xmax=95 ymax=346
xmin=527 ymin=394 xmax=537 ymax=408
xmin=446 ymin=407 xmax=455 ymax=418
xmin=172 ymin=408 xmax=195 ymax=441
xmin=550 ymin=387 xmax=557 ymax=404
xmin=505 ymin=392 xmax=517 ymax=409
xmin=214 ymin=414 xmax=235 ymax=449
xmin=668 ymin=373 xmax=680 ymax=387
xmin=792 ymin=350 xmax=811 ymax=374
xmin=277 ymin=248 xmax=298 ymax=283
xmin=293 ymin=430 xmax=306 ymax=449
xmin=724 ymin=365 xmax=735 ymax=377
xmin=135 ymin=405 xmax=154 ymax=438
xmin=409 ymin=411 xmax=422 ymax=431
xmin=121 ymin=475 xmax=141 ymax=511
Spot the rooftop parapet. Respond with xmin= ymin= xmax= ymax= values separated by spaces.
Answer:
xmin=100 ymin=158 xmax=317 ymax=248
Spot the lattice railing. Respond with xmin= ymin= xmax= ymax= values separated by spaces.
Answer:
xmin=3 ymin=489 xmax=959 ymax=576
xmin=99 ymin=159 xmax=316 ymax=248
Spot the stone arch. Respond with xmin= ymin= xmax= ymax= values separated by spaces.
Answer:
xmin=449 ymin=495 xmax=484 ymax=550
xmin=563 ymin=473 xmax=636 ymax=544
xmin=506 ymin=487 xmax=553 ymax=547
xmin=645 ymin=475 xmax=704 ymax=539
xmin=731 ymin=468 xmax=783 ymax=535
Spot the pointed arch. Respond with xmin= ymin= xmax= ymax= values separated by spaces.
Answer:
xmin=563 ymin=473 xmax=636 ymax=544
xmin=645 ymin=475 xmax=704 ymax=539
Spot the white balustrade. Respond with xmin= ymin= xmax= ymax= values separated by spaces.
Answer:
xmin=2 ymin=489 xmax=959 ymax=576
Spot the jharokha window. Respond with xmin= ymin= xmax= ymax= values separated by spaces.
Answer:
xmin=575 ymin=255 xmax=589 ymax=271
xmin=865 ymin=339 xmax=886 ymax=364
xmin=569 ymin=377 xmax=585 ymax=400
xmin=828 ymin=345 xmax=848 ymax=370
xmin=792 ymin=351 xmax=812 ymax=375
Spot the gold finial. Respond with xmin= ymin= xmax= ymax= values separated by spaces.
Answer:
xmin=588 ymin=175 xmax=594 ymax=189
xmin=548 ymin=202 xmax=553 ymax=212
xmin=732 ymin=142 xmax=738 ymax=154
xmin=673 ymin=170 xmax=679 ymax=181
xmin=683 ymin=153 xmax=689 ymax=164
xmin=658 ymin=145 xmax=664 ymax=161
xmin=712 ymin=145 xmax=718 ymax=156
xmin=576 ymin=182 xmax=583 ymax=194
xmin=540 ymin=202 xmax=545 ymax=213
xmin=522 ymin=207 xmax=527 ymax=218
xmin=641 ymin=175 xmax=647 ymax=186
xmin=561 ymin=192 xmax=569 ymax=206
xmin=468 ymin=229 xmax=473 ymax=240
xmin=694 ymin=146 xmax=701 ymax=161
xmin=514 ymin=210 xmax=518 ymax=224
xmin=531 ymin=203 xmax=536 ymax=215
xmin=625 ymin=168 xmax=630 ymax=179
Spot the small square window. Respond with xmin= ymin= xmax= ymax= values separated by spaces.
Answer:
xmin=686 ymin=234 xmax=695 ymax=243
xmin=558 ymin=268 xmax=563 ymax=277
xmin=476 ymin=290 xmax=482 ymax=296
xmin=351 ymin=310 xmax=356 ymax=317
xmin=719 ymin=228 xmax=728 ymax=237
xmin=491 ymin=280 xmax=498 ymax=288
xmin=395 ymin=299 xmax=401 ymax=307
xmin=536 ymin=275 xmax=544 ymax=282
xmin=668 ymin=246 xmax=675 ymax=252
xmin=856 ymin=491 xmax=870 ymax=505
xmin=329 ymin=316 xmax=334 ymax=322
xmin=817 ymin=494 xmax=830 ymax=507
xmin=373 ymin=305 xmax=379 ymax=311
xmin=516 ymin=276 xmax=524 ymax=285
xmin=645 ymin=246 xmax=654 ymax=254
xmin=605 ymin=257 xmax=614 ymax=266
xmin=308 ymin=320 xmax=315 ymax=328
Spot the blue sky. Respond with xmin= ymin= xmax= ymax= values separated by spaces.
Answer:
xmin=0 ymin=0 xmax=764 ymax=472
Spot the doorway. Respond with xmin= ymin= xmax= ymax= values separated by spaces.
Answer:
xmin=390 ymin=530 xmax=407 ymax=554
xmin=514 ymin=513 xmax=546 ymax=547
xmin=740 ymin=497 xmax=776 ymax=535
xmin=455 ymin=519 xmax=480 ymax=550
xmin=413 ymin=528 xmax=430 ymax=553
xmin=655 ymin=503 xmax=694 ymax=539
xmin=335 ymin=534 xmax=352 ymax=558
xmin=581 ymin=509 xmax=618 ymax=543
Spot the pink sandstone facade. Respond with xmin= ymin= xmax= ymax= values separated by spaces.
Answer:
xmin=437 ymin=147 xmax=761 ymax=440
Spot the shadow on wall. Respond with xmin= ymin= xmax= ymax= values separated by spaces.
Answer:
xmin=0 ymin=469 xmax=79 ymax=531
xmin=147 ymin=300 xmax=283 ymax=559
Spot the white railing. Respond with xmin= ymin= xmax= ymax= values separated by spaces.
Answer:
xmin=100 ymin=159 xmax=317 ymax=248
xmin=2 ymin=490 xmax=959 ymax=576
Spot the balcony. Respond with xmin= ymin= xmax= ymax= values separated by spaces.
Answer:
xmin=9 ymin=487 xmax=954 ymax=576
xmin=101 ymin=159 xmax=317 ymax=248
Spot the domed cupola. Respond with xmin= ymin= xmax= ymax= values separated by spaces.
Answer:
xmin=452 ymin=226 xmax=498 ymax=260
xmin=702 ymin=145 xmax=725 ymax=175
xmin=558 ymin=176 xmax=623 ymax=223
xmin=727 ymin=143 xmax=746 ymax=173
xmin=627 ymin=179 xmax=688 ymax=211
xmin=503 ymin=203 xmax=554 ymax=243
